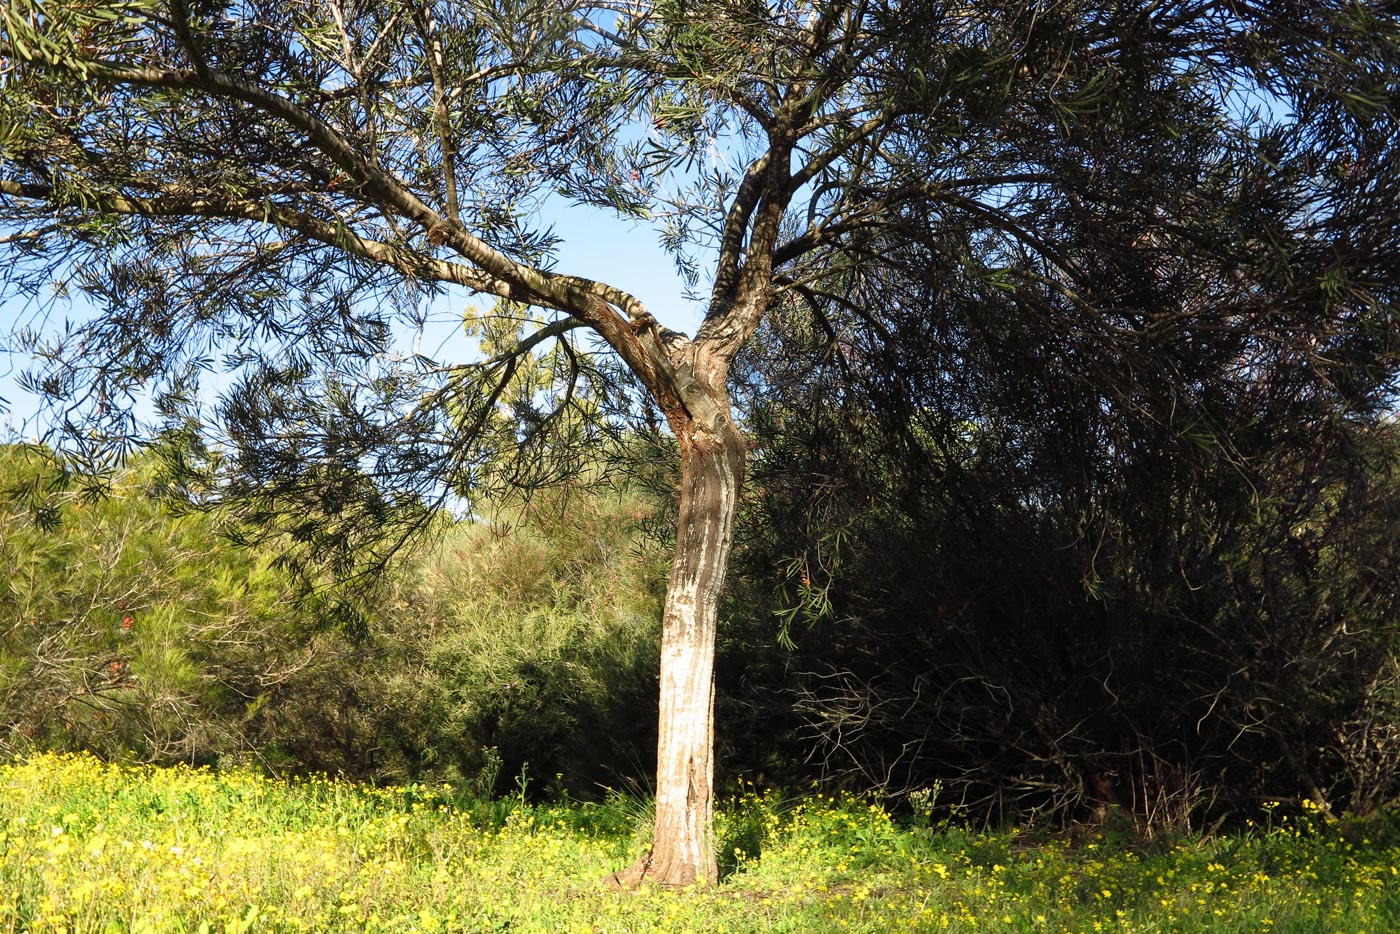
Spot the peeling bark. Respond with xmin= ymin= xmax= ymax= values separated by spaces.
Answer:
xmin=608 ymin=373 xmax=745 ymax=889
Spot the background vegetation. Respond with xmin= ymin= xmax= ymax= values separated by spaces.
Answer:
xmin=722 ymin=293 xmax=1400 ymax=831
xmin=5 ymin=404 xmax=1400 ymax=835
xmin=0 ymin=443 xmax=669 ymax=798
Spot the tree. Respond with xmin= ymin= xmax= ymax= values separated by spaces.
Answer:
xmin=2 ymin=0 xmax=1397 ymax=885
xmin=724 ymin=249 xmax=1400 ymax=827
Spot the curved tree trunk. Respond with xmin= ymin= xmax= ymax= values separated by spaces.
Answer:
xmin=608 ymin=379 xmax=745 ymax=888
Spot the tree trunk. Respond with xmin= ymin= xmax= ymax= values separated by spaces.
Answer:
xmin=608 ymin=384 xmax=745 ymax=889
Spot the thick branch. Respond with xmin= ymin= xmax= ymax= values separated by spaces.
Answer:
xmin=709 ymin=150 xmax=775 ymax=307
xmin=3 ymin=170 xmax=687 ymax=436
xmin=69 ymin=57 xmax=660 ymax=342
xmin=0 ymin=224 xmax=58 ymax=245
xmin=0 ymin=179 xmax=549 ymax=304
xmin=417 ymin=5 xmax=461 ymax=222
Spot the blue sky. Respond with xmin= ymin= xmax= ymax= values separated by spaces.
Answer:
xmin=1 ymin=206 xmax=700 ymax=442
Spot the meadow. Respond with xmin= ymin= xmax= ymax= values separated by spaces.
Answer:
xmin=1 ymin=753 xmax=1396 ymax=933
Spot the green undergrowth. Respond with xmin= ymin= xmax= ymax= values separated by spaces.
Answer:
xmin=2 ymin=753 xmax=1397 ymax=933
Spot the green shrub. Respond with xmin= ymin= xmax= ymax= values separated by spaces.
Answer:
xmin=0 ymin=443 xmax=317 ymax=764
xmin=2 ymin=445 xmax=669 ymax=794
xmin=224 ymin=480 xmax=668 ymax=793
xmin=388 ymin=485 xmax=666 ymax=794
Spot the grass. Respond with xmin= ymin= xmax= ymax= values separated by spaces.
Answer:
xmin=1 ymin=753 xmax=1397 ymax=933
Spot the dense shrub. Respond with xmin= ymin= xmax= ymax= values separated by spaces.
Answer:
xmin=0 ymin=444 xmax=317 ymax=764
xmin=722 ymin=303 xmax=1400 ymax=831
xmin=254 ymin=484 xmax=668 ymax=795
xmin=1 ymin=446 xmax=667 ymax=795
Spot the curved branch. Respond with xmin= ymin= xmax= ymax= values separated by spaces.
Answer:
xmin=789 ymin=111 xmax=893 ymax=193
xmin=777 ymin=276 xmax=896 ymax=349
xmin=428 ymin=317 xmax=585 ymax=373
xmin=70 ymin=57 xmax=660 ymax=339
xmin=772 ymin=173 xmax=1064 ymax=270
xmin=0 ymin=179 xmax=555 ymax=306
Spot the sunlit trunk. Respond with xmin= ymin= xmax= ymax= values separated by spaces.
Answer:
xmin=609 ymin=387 xmax=744 ymax=888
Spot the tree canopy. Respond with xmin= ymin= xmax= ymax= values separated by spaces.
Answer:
xmin=3 ymin=0 xmax=1399 ymax=885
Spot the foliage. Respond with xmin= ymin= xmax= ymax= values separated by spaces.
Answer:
xmin=3 ymin=752 xmax=1400 ymax=932
xmin=255 ymin=480 xmax=670 ymax=794
xmin=0 ymin=445 xmax=669 ymax=792
xmin=0 ymin=443 xmax=319 ymax=764
xmin=4 ymin=0 xmax=1395 ymax=603
xmin=724 ymin=283 xmax=1400 ymax=827
xmin=703 ymin=0 xmax=1400 ymax=819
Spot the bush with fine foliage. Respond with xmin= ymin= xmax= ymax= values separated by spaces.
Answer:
xmin=722 ymin=295 xmax=1400 ymax=831
xmin=258 ymin=483 xmax=668 ymax=794
xmin=0 ymin=443 xmax=318 ymax=764
xmin=1 ymin=445 xmax=668 ymax=795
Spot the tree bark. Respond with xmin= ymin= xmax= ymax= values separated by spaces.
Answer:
xmin=608 ymin=376 xmax=745 ymax=889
